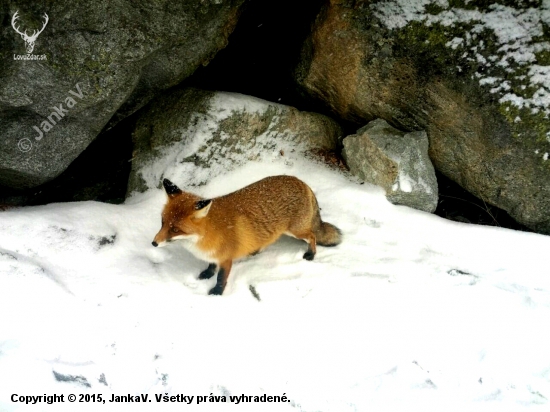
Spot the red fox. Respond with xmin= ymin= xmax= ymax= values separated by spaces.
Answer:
xmin=152 ymin=175 xmax=342 ymax=295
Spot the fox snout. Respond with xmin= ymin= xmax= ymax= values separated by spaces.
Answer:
xmin=152 ymin=237 xmax=170 ymax=247
xmin=152 ymin=232 xmax=169 ymax=247
xmin=152 ymin=232 xmax=162 ymax=247
xmin=152 ymin=239 xmax=168 ymax=247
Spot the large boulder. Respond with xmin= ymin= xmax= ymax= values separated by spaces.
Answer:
xmin=343 ymin=119 xmax=438 ymax=213
xmin=0 ymin=0 xmax=246 ymax=189
xmin=296 ymin=0 xmax=550 ymax=234
xmin=127 ymin=88 xmax=343 ymax=195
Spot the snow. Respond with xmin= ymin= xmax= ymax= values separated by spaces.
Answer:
xmin=372 ymin=1 xmax=550 ymax=115
xmin=210 ymin=92 xmax=285 ymax=122
xmin=1 ymin=147 xmax=550 ymax=411
xmin=396 ymin=172 xmax=413 ymax=193
xmin=371 ymin=0 xmax=450 ymax=30
xmin=445 ymin=37 xmax=464 ymax=49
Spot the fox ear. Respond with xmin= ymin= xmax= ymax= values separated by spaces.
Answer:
xmin=194 ymin=199 xmax=212 ymax=219
xmin=163 ymin=178 xmax=181 ymax=197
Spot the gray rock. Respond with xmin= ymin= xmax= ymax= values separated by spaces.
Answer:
xmin=127 ymin=88 xmax=343 ymax=195
xmin=0 ymin=0 xmax=246 ymax=189
xmin=343 ymin=119 xmax=438 ymax=213
xmin=296 ymin=0 xmax=550 ymax=233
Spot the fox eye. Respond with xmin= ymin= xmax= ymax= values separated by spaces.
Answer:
xmin=170 ymin=227 xmax=180 ymax=234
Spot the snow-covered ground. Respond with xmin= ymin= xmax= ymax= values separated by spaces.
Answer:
xmin=1 ymin=153 xmax=550 ymax=411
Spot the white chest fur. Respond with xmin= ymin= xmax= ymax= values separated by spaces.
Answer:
xmin=172 ymin=234 xmax=217 ymax=264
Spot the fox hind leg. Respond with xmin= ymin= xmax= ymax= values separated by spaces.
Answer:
xmin=303 ymin=233 xmax=317 ymax=261
xmin=289 ymin=230 xmax=317 ymax=261
xmin=199 ymin=263 xmax=217 ymax=280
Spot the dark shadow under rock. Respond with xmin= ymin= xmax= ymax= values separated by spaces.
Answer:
xmin=0 ymin=116 xmax=134 ymax=207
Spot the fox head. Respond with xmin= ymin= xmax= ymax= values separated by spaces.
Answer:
xmin=152 ymin=179 xmax=212 ymax=247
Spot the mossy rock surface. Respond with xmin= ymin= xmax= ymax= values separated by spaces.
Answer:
xmin=296 ymin=0 xmax=550 ymax=233
xmin=127 ymin=88 xmax=343 ymax=195
xmin=0 ymin=0 xmax=246 ymax=189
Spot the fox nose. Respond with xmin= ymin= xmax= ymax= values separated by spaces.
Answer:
xmin=152 ymin=241 xmax=158 ymax=247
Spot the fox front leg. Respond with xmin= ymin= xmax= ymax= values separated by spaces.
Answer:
xmin=198 ymin=263 xmax=217 ymax=280
xmin=208 ymin=260 xmax=233 ymax=296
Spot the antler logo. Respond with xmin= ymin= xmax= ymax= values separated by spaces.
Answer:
xmin=11 ymin=11 xmax=49 ymax=54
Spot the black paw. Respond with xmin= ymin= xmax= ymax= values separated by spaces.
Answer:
xmin=208 ymin=284 xmax=224 ymax=295
xmin=303 ymin=251 xmax=315 ymax=261
xmin=198 ymin=264 xmax=216 ymax=279
xmin=199 ymin=269 xmax=215 ymax=279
